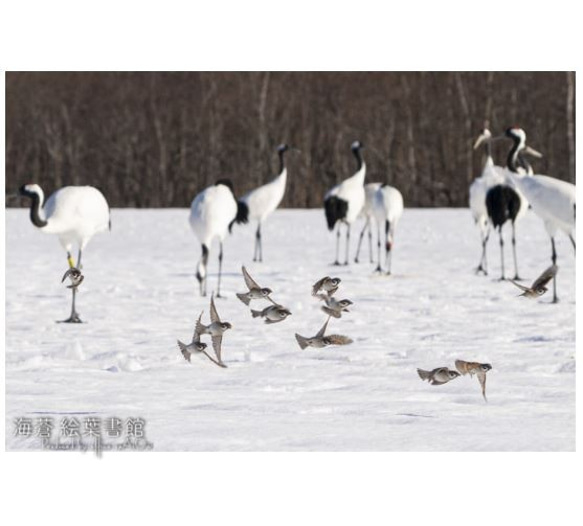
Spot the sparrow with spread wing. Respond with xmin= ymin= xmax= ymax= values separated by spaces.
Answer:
xmin=312 ymin=276 xmax=341 ymax=298
xmin=178 ymin=312 xmax=226 ymax=368
xmin=195 ymin=295 xmax=232 ymax=367
xmin=417 ymin=367 xmax=460 ymax=385
xmin=455 ymin=360 xmax=492 ymax=401
xmin=509 ymin=265 xmax=558 ymax=298
xmin=236 ymin=266 xmax=276 ymax=306
xmin=295 ymin=317 xmax=353 ymax=350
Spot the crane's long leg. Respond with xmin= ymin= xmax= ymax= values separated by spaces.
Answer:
xmin=375 ymin=221 xmax=382 ymax=273
xmin=368 ymin=221 xmax=374 ymax=263
xmin=511 ymin=222 xmax=520 ymax=280
xmin=344 ymin=224 xmax=351 ymax=265
xmin=354 ymin=218 xmax=369 ymax=263
xmin=476 ymin=228 xmax=489 ymax=275
xmin=333 ymin=226 xmax=341 ymax=266
xmin=253 ymin=225 xmax=259 ymax=262
xmin=385 ymin=220 xmax=392 ymax=276
xmin=217 ymin=242 xmax=224 ymax=298
xmin=60 ymin=252 xmax=83 ymax=323
xmin=498 ymin=227 xmax=505 ymax=280
xmin=551 ymin=237 xmax=558 ymax=303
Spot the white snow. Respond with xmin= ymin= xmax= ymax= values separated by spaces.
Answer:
xmin=5 ymin=208 xmax=575 ymax=451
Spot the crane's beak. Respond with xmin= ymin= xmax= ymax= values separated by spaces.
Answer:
xmin=523 ymin=145 xmax=543 ymax=158
xmin=473 ymin=135 xmax=487 ymax=150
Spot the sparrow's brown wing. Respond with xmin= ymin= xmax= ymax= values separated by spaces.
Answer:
xmin=211 ymin=334 xmax=223 ymax=363
xmin=455 ymin=360 xmax=480 ymax=376
xmin=326 ymin=334 xmax=353 ymax=346
xmin=312 ymin=277 xmax=328 ymax=296
xmin=242 ymin=266 xmax=261 ymax=291
xmin=315 ymin=318 xmax=330 ymax=339
xmin=477 ymin=371 xmax=488 ymax=401
xmin=509 ymin=280 xmax=531 ymax=293
xmin=192 ymin=312 xmax=203 ymax=343
xmin=531 ymin=264 xmax=558 ymax=290
xmin=210 ymin=295 xmax=221 ymax=324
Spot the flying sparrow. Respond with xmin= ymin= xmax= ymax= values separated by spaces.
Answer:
xmin=236 ymin=266 xmax=276 ymax=306
xmin=250 ymin=304 xmax=292 ymax=324
xmin=455 ymin=360 xmax=492 ymax=401
xmin=312 ymin=276 xmax=341 ymax=298
xmin=509 ymin=264 xmax=558 ymax=298
xmin=61 ymin=267 xmax=84 ymax=289
xmin=295 ymin=317 xmax=353 ymax=350
xmin=316 ymin=294 xmax=353 ymax=319
xmin=417 ymin=367 xmax=460 ymax=385
xmin=195 ymin=295 xmax=232 ymax=367
xmin=177 ymin=312 xmax=226 ymax=368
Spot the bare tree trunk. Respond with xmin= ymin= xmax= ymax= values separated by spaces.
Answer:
xmin=454 ymin=72 xmax=473 ymax=187
xmin=566 ymin=71 xmax=575 ymax=183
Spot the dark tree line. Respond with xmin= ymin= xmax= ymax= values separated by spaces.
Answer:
xmin=5 ymin=72 xmax=575 ymax=208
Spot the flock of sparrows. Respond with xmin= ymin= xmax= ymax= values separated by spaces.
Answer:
xmin=60 ymin=260 xmax=556 ymax=401
xmin=295 ymin=276 xmax=354 ymax=350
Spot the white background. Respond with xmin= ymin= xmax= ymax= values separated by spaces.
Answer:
xmin=1 ymin=1 xmax=581 ymax=525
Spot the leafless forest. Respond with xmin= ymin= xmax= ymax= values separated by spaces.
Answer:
xmin=5 ymin=72 xmax=575 ymax=208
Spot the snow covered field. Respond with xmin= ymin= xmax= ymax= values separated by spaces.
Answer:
xmin=5 ymin=208 xmax=575 ymax=451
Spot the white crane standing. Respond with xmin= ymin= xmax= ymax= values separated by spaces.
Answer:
xmin=354 ymin=182 xmax=382 ymax=264
xmin=19 ymin=183 xmax=111 ymax=323
xmin=469 ymin=127 xmax=505 ymax=275
xmin=324 ymin=141 xmax=366 ymax=265
xmin=190 ymin=179 xmax=248 ymax=297
xmin=503 ymin=127 xmax=575 ymax=303
xmin=373 ymin=183 xmax=404 ymax=274
xmin=241 ymin=144 xmax=290 ymax=262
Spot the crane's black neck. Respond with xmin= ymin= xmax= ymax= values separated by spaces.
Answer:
xmin=506 ymin=136 xmax=523 ymax=173
xmin=278 ymin=149 xmax=287 ymax=175
xmin=352 ymin=148 xmax=363 ymax=170
xmin=28 ymin=193 xmax=48 ymax=228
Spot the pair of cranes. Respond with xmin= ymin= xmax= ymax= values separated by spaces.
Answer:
xmin=470 ymin=126 xmax=576 ymax=302
xmin=324 ymin=141 xmax=404 ymax=273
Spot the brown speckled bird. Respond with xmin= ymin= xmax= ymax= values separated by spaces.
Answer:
xmin=178 ymin=312 xmax=226 ymax=368
xmin=312 ymin=276 xmax=341 ymax=298
xmin=455 ymin=360 xmax=492 ymax=401
xmin=194 ymin=295 xmax=232 ymax=367
xmin=509 ymin=265 xmax=558 ymax=298
xmin=417 ymin=367 xmax=460 ymax=386
xmin=295 ymin=317 xmax=353 ymax=350
xmin=236 ymin=266 xmax=276 ymax=306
